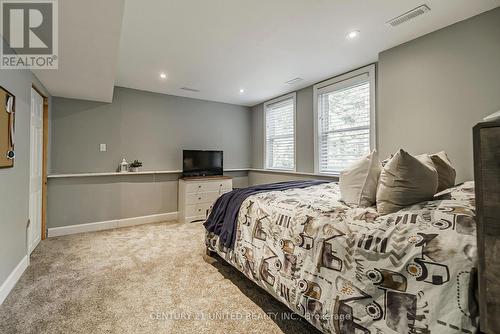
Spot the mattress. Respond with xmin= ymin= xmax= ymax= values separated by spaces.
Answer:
xmin=205 ymin=181 xmax=478 ymax=334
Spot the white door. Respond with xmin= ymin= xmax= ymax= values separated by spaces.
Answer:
xmin=29 ymin=88 xmax=43 ymax=253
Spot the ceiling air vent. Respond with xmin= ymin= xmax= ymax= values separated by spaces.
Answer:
xmin=386 ymin=4 xmax=430 ymax=27
xmin=181 ymin=87 xmax=200 ymax=92
xmin=285 ymin=77 xmax=303 ymax=85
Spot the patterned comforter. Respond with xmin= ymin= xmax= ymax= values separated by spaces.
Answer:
xmin=205 ymin=181 xmax=478 ymax=334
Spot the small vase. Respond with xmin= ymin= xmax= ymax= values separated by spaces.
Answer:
xmin=131 ymin=167 xmax=140 ymax=172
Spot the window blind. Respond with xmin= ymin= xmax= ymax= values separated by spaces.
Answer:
xmin=317 ymin=77 xmax=371 ymax=174
xmin=265 ymin=96 xmax=295 ymax=170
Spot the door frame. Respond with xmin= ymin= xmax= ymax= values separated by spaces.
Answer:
xmin=31 ymin=84 xmax=48 ymax=240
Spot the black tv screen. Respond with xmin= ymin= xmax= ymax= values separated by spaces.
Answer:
xmin=183 ymin=150 xmax=223 ymax=177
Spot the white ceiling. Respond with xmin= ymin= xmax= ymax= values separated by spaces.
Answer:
xmin=35 ymin=0 xmax=500 ymax=105
xmin=33 ymin=0 xmax=124 ymax=102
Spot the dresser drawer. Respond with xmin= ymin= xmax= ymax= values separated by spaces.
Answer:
xmin=185 ymin=203 xmax=212 ymax=218
xmin=185 ymin=179 xmax=232 ymax=193
xmin=179 ymin=177 xmax=233 ymax=223
xmin=185 ymin=191 xmax=223 ymax=205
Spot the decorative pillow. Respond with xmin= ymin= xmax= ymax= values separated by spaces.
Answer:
xmin=340 ymin=150 xmax=382 ymax=207
xmin=376 ymin=149 xmax=438 ymax=215
xmin=381 ymin=154 xmax=394 ymax=167
xmin=429 ymin=151 xmax=456 ymax=192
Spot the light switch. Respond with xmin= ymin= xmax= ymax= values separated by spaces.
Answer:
xmin=99 ymin=144 xmax=107 ymax=152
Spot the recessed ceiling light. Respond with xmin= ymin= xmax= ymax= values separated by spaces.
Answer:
xmin=159 ymin=73 xmax=167 ymax=79
xmin=239 ymin=88 xmax=245 ymax=94
xmin=346 ymin=30 xmax=360 ymax=40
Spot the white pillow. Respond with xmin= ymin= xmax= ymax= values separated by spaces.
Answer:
xmin=340 ymin=150 xmax=382 ymax=207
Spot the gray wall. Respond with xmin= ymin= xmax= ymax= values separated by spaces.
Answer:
xmin=250 ymin=8 xmax=500 ymax=184
xmin=51 ymin=87 xmax=251 ymax=173
xmin=378 ymin=7 xmax=500 ymax=182
xmin=47 ymin=171 xmax=248 ymax=228
xmin=48 ymin=87 xmax=251 ymax=228
xmin=0 ymin=66 xmax=50 ymax=287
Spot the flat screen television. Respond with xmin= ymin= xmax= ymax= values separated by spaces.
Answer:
xmin=182 ymin=150 xmax=223 ymax=177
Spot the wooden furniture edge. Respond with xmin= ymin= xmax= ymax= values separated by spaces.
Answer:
xmin=180 ymin=175 xmax=233 ymax=181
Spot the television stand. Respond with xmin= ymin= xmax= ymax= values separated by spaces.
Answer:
xmin=178 ymin=176 xmax=233 ymax=223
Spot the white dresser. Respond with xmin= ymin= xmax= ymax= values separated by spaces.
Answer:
xmin=178 ymin=176 xmax=233 ymax=223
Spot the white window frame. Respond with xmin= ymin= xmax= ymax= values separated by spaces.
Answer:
xmin=313 ymin=64 xmax=376 ymax=175
xmin=263 ymin=92 xmax=297 ymax=172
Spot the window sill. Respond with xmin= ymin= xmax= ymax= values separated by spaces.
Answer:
xmin=250 ymin=168 xmax=339 ymax=179
xmin=316 ymin=172 xmax=341 ymax=177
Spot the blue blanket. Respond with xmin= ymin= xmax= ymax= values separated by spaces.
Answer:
xmin=203 ymin=180 xmax=329 ymax=249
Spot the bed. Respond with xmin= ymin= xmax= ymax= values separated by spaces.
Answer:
xmin=205 ymin=181 xmax=478 ymax=334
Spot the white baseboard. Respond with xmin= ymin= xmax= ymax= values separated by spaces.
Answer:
xmin=29 ymin=237 xmax=41 ymax=255
xmin=48 ymin=212 xmax=179 ymax=238
xmin=0 ymin=255 xmax=28 ymax=305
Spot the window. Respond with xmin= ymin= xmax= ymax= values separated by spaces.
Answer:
xmin=313 ymin=65 xmax=376 ymax=174
xmin=264 ymin=93 xmax=296 ymax=171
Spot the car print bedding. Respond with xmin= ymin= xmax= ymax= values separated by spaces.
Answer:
xmin=204 ymin=179 xmax=329 ymax=249
xmin=205 ymin=181 xmax=478 ymax=334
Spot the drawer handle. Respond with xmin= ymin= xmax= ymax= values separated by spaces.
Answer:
xmin=198 ymin=185 xmax=201 ymax=188
xmin=198 ymin=208 xmax=201 ymax=212
xmin=198 ymin=197 xmax=202 ymax=200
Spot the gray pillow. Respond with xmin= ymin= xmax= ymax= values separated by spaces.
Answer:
xmin=376 ymin=149 xmax=438 ymax=215
xmin=429 ymin=151 xmax=456 ymax=192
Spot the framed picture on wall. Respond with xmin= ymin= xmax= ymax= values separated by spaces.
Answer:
xmin=0 ymin=86 xmax=15 ymax=168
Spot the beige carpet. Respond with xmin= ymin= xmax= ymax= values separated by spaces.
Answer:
xmin=0 ymin=221 xmax=320 ymax=334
